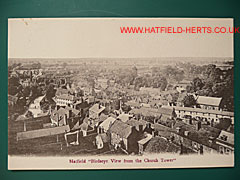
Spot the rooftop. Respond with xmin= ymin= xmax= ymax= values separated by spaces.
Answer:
xmin=216 ymin=130 xmax=234 ymax=147
xmin=144 ymin=136 xmax=180 ymax=154
xmin=109 ymin=120 xmax=133 ymax=138
xmin=99 ymin=117 xmax=116 ymax=131
xmin=89 ymin=104 xmax=105 ymax=114
xmin=196 ymin=96 xmax=222 ymax=107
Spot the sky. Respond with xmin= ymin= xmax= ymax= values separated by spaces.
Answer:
xmin=8 ymin=18 xmax=233 ymax=58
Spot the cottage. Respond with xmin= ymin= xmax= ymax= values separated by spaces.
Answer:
xmin=170 ymin=121 xmax=220 ymax=154
xmin=173 ymin=106 xmax=234 ymax=125
xmin=50 ymin=107 xmax=76 ymax=126
xmin=98 ymin=117 xmax=116 ymax=133
xmin=89 ymin=104 xmax=106 ymax=120
xmin=109 ymin=120 xmax=140 ymax=154
xmin=138 ymin=133 xmax=153 ymax=154
xmin=196 ymin=96 xmax=222 ymax=111
xmin=216 ymin=130 xmax=234 ymax=154
xmin=126 ymin=119 xmax=148 ymax=132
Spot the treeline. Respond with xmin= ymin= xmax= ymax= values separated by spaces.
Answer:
xmin=113 ymin=63 xmax=233 ymax=112
xmin=186 ymin=64 xmax=233 ymax=111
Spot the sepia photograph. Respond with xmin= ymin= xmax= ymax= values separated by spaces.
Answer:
xmin=8 ymin=18 xmax=234 ymax=170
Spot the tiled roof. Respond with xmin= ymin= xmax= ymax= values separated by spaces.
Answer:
xmin=138 ymin=134 xmax=153 ymax=145
xmin=57 ymin=107 xmax=69 ymax=116
xmin=127 ymin=119 xmax=147 ymax=131
xmin=80 ymin=122 xmax=89 ymax=131
xmin=75 ymin=101 xmax=89 ymax=109
xmin=109 ymin=120 xmax=133 ymax=138
xmin=152 ymin=123 xmax=173 ymax=138
xmin=216 ymin=130 xmax=234 ymax=146
xmin=144 ymin=137 xmax=180 ymax=153
xmin=125 ymin=100 xmax=141 ymax=107
xmin=99 ymin=117 xmax=116 ymax=131
xmin=99 ymin=113 xmax=108 ymax=122
xmin=89 ymin=104 xmax=105 ymax=114
xmin=17 ymin=125 xmax=70 ymax=141
xmin=196 ymin=96 xmax=222 ymax=107
xmin=172 ymin=120 xmax=221 ymax=148
xmin=129 ymin=107 xmax=174 ymax=117
xmin=117 ymin=113 xmax=132 ymax=123
xmin=65 ymin=106 xmax=80 ymax=115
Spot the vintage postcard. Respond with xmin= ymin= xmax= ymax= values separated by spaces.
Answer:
xmin=8 ymin=18 xmax=234 ymax=170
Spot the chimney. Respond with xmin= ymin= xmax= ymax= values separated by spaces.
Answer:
xmin=188 ymin=118 xmax=192 ymax=125
xmin=131 ymin=126 xmax=136 ymax=132
xmin=57 ymin=114 xmax=60 ymax=126
xmin=69 ymin=110 xmax=73 ymax=118
xmin=49 ymin=105 xmax=52 ymax=114
xmin=98 ymin=103 xmax=101 ymax=109
xmin=176 ymin=127 xmax=181 ymax=133
xmin=210 ymin=119 xmax=214 ymax=127
xmin=208 ymin=136 xmax=214 ymax=145
xmin=146 ymin=123 xmax=151 ymax=129
xmin=139 ymin=124 xmax=143 ymax=132
xmin=56 ymin=105 xmax=60 ymax=110
xmin=171 ymin=122 xmax=174 ymax=129
xmin=184 ymin=131 xmax=190 ymax=136
xmin=196 ymin=121 xmax=201 ymax=131
xmin=64 ymin=114 xmax=68 ymax=125
xmin=98 ymin=127 xmax=101 ymax=134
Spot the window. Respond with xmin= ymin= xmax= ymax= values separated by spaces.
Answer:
xmin=225 ymin=148 xmax=230 ymax=155
xmin=219 ymin=146 xmax=224 ymax=154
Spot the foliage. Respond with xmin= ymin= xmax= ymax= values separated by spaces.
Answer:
xmin=182 ymin=95 xmax=197 ymax=107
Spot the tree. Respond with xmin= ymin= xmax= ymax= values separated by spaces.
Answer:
xmin=8 ymin=76 xmax=21 ymax=95
xmin=46 ymin=84 xmax=56 ymax=101
xmin=159 ymin=77 xmax=168 ymax=91
xmin=22 ymin=86 xmax=31 ymax=97
xmin=182 ymin=95 xmax=196 ymax=107
xmin=191 ymin=77 xmax=204 ymax=91
xmin=173 ymin=70 xmax=184 ymax=83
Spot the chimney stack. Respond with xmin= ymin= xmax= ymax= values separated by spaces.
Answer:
xmin=131 ymin=125 xmax=136 ymax=132
xmin=189 ymin=118 xmax=192 ymax=125
xmin=176 ymin=127 xmax=181 ymax=133
xmin=56 ymin=105 xmax=60 ymax=110
xmin=196 ymin=121 xmax=201 ymax=131
xmin=208 ymin=136 xmax=214 ymax=145
xmin=69 ymin=110 xmax=73 ymax=118
xmin=139 ymin=124 xmax=143 ymax=132
xmin=64 ymin=114 xmax=68 ymax=125
xmin=49 ymin=105 xmax=52 ymax=114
